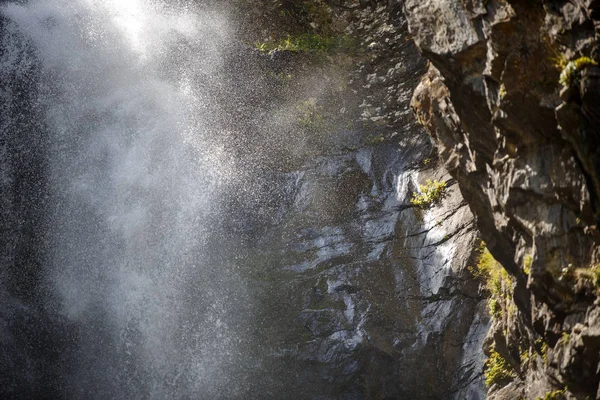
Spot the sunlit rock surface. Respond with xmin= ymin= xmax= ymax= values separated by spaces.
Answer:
xmin=406 ymin=0 xmax=600 ymax=398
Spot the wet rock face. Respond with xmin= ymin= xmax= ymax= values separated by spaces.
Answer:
xmin=405 ymin=0 xmax=600 ymax=398
xmin=226 ymin=1 xmax=489 ymax=399
xmin=246 ymin=143 xmax=487 ymax=399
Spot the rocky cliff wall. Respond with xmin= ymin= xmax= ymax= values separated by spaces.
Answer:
xmin=405 ymin=0 xmax=600 ymax=398
xmin=223 ymin=1 xmax=490 ymax=398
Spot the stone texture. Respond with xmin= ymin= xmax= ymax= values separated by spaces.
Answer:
xmin=225 ymin=1 xmax=490 ymax=398
xmin=405 ymin=0 xmax=600 ymax=398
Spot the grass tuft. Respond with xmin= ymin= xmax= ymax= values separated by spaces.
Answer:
xmin=485 ymin=349 xmax=515 ymax=387
xmin=559 ymin=56 xmax=598 ymax=88
xmin=410 ymin=179 xmax=447 ymax=208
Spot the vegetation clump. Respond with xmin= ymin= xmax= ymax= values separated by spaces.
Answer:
xmin=485 ymin=349 xmax=515 ymax=387
xmin=410 ymin=179 xmax=447 ymax=208
xmin=540 ymin=340 xmax=548 ymax=363
xmin=578 ymin=264 xmax=600 ymax=287
xmin=519 ymin=348 xmax=530 ymax=366
xmin=488 ymin=298 xmax=502 ymax=318
xmin=498 ymin=83 xmax=507 ymax=100
xmin=523 ymin=254 xmax=532 ymax=275
xmin=255 ymin=34 xmax=355 ymax=55
xmin=469 ymin=242 xmax=514 ymax=319
xmin=537 ymin=389 xmax=566 ymax=400
xmin=559 ymin=56 xmax=598 ymax=88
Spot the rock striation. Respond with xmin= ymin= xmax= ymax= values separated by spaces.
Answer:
xmin=405 ymin=0 xmax=600 ymax=398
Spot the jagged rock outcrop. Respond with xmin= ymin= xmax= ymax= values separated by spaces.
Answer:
xmin=405 ymin=0 xmax=600 ymax=398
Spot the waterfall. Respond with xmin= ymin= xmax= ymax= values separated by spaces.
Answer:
xmin=1 ymin=1 xmax=488 ymax=398
xmin=0 ymin=1 xmax=252 ymax=398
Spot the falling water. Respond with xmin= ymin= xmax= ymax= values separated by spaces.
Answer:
xmin=0 ymin=0 xmax=256 ymax=398
xmin=0 ymin=1 xmax=489 ymax=399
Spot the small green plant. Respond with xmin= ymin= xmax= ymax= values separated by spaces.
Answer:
xmin=533 ymin=338 xmax=548 ymax=364
xmin=498 ymin=83 xmax=507 ymax=100
xmin=550 ymin=51 xmax=568 ymax=71
xmin=541 ymin=341 xmax=548 ymax=363
xmin=364 ymin=133 xmax=385 ymax=145
xmin=485 ymin=349 xmax=515 ymax=387
xmin=469 ymin=242 xmax=514 ymax=321
xmin=559 ymin=56 xmax=598 ymax=88
xmin=507 ymin=302 xmax=518 ymax=317
xmin=537 ymin=389 xmax=565 ymax=400
xmin=410 ymin=179 xmax=447 ymax=208
xmin=488 ymin=298 xmax=502 ymax=318
xmin=579 ymin=264 xmax=600 ymax=287
xmin=562 ymin=264 xmax=600 ymax=288
xmin=519 ymin=349 xmax=530 ymax=365
xmin=472 ymin=243 xmax=512 ymax=296
xmin=254 ymin=34 xmax=355 ymax=55
xmin=523 ymin=254 xmax=532 ymax=275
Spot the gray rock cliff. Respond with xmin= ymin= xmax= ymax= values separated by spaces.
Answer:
xmin=405 ymin=0 xmax=600 ymax=398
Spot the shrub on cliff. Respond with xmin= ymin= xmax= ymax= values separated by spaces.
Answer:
xmin=410 ymin=179 xmax=446 ymax=208
xmin=469 ymin=242 xmax=514 ymax=319
xmin=484 ymin=349 xmax=515 ymax=387
xmin=559 ymin=56 xmax=598 ymax=88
